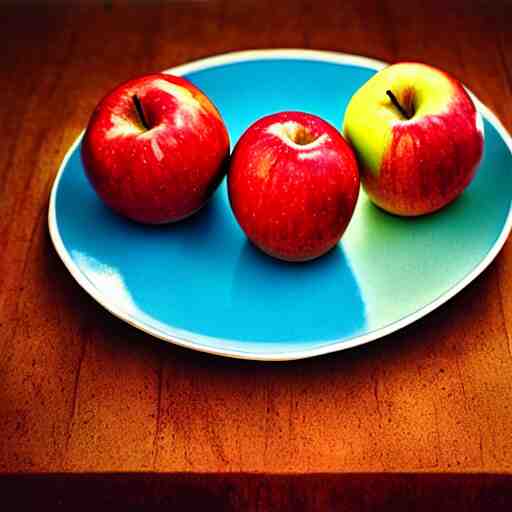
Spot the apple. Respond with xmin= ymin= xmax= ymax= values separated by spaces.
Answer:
xmin=343 ymin=62 xmax=484 ymax=216
xmin=228 ymin=112 xmax=360 ymax=262
xmin=81 ymin=73 xmax=230 ymax=223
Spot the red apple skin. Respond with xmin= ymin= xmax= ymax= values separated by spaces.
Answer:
xmin=363 ymin=69 xmax=484 ymax=216
xmin=81 ymin=73 xmax=230 ymax=223
xmin=228 ymin=112 xmax=360 ymax=262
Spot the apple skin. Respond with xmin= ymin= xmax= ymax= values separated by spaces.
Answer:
xmin=81 ymin=73 xmax=230 ymax=223
xmin=343 ymin=62 xmax=484 ymax=216
xmin=228 ymin=112 xmax=360 ymax=262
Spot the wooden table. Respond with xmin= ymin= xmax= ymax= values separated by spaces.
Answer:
xmin=2 ymin=0 xmax=512 ymax=508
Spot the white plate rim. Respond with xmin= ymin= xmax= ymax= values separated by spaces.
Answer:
xmin=48 ymin=49 xmax=512 ymax=361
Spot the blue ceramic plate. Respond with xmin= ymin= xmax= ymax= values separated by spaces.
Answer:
xmin=49 ymin=50 xmax=512 ymax=360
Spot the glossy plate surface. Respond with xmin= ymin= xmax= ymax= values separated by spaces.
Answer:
xmin=49 ymin=50 xmax=512 ymax=360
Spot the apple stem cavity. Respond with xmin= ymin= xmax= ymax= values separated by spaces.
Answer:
xmin=386 ymin=90 xmax=412 ymax=120
xmin=133 ymin=94 xmax=151 ymax=130
xmin=286 ymin=125 xmax=317 ymax=145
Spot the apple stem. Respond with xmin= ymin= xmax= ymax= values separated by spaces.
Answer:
xmin=386 ymin=90 xmax=411 ymax=120
xmin=133 ymin=94 xmax=150 ymax=130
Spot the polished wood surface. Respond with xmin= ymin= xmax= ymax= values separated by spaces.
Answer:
xmin=1 ymin=0 xmax=512 ymax=494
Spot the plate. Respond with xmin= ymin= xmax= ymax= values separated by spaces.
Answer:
xmin=48 ymin=50 xmax=512 ymax=360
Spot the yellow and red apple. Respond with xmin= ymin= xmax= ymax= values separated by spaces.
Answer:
xmin=81 ymin=73 xmax=230 ymax=224
xmin=228 ymin=112 xmax=360 ymax=262
xmin=343 ymin=62 xmax=484 ymax=216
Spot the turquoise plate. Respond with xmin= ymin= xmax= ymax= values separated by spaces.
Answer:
xmin=49 ymin=50 xmax=512 ymax=360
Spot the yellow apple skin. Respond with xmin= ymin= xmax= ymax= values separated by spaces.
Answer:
xmin=343 ymin=63 xmax=484 ymax=216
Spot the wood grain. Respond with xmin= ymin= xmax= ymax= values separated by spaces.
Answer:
xmin=1 ymin=0 xmax=512 ymax=485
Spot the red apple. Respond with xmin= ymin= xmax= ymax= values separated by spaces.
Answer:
xmin=228 ymin=112 xmax=360 ymax=262
xmin=81 ymin=73 xmax=230 ymax=223
xmin=343 ymin=62 xmax=484 ymax=216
